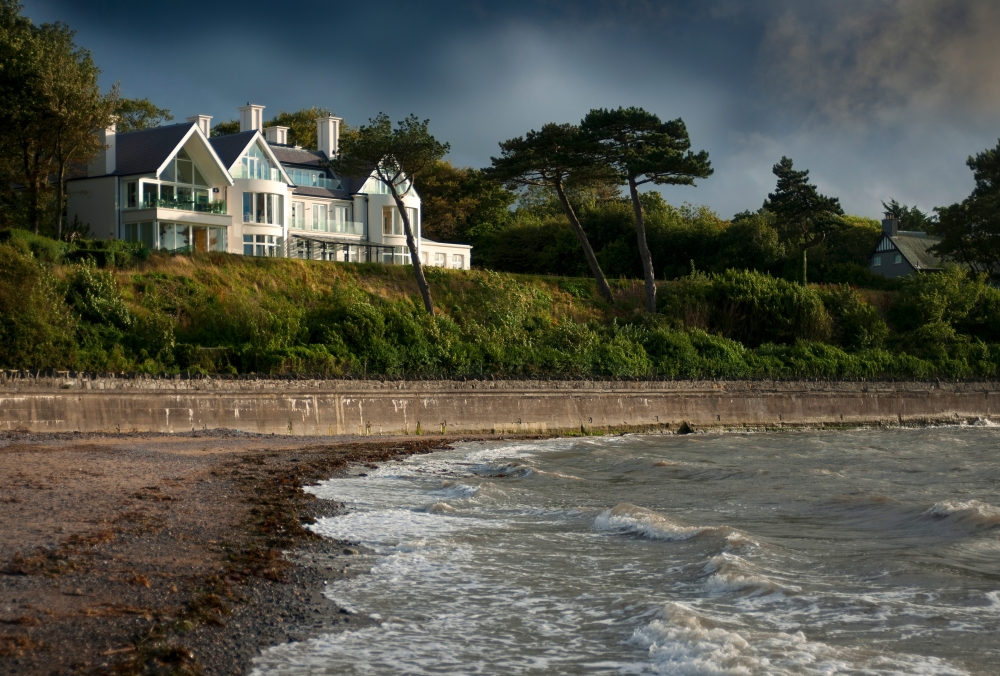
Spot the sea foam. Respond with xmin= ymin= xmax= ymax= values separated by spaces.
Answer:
xmin=631 ymin=603 xmax=970 ymax=676
xmin=925 ymin=499 xmax=1000 ymax=528
xmin=595 ymin=503 xmax=742 ymax=543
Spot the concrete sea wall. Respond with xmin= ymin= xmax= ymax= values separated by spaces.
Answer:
xmin=2 ymin=372 xmax=999 ymax=436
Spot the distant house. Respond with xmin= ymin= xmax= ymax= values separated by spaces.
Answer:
xmin=869 ymin=213 xmax=943 ymax=278
xmin=67 ymin=103 xmax=472 ymax=269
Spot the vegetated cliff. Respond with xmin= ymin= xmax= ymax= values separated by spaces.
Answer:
xmin=3 ymin=228 xmax=1000 ymax=379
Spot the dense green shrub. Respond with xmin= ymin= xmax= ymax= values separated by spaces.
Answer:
xmin=821 ymin=285 xmax=889 ymax=350
xmin=4 ymin=234 xmax=1000 ymax=380
xmin=0 ymin=244 xmax=75 ymax=368
xmin=709 ymin=269 xmax=832 ymax=346
xmin=0 ymin=229 xmax=68 ymax=264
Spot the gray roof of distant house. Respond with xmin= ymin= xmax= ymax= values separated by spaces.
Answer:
xmin=208 ymin=131 xmax=257 ymax=169
xmin=269 ymin=145 xmax=327 ymax=167
xmin=875 ymin=231 xmax=944 ymax=271
xmin=114 ymin=123 xmax=193 ymax=176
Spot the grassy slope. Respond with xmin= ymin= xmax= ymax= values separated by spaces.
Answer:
xmin=4 ymin=245 xmax=1000 ymax=379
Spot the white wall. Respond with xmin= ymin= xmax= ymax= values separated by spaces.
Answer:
xmin=67 ymin=177 xmax=118 ymax=239
xmin=420 ymin=240 xmax=472 ymax=270
xmin=227 ymin=178 xmax=289 ymax=254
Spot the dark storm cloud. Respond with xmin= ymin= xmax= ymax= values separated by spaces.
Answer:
xmin=759 ymin=0 xmax=1000 ymax=121
xmin=21 ymin=0 xmax=1000 ymax=218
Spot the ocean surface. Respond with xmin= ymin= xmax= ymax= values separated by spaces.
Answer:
xmin=251 ymin=427 xmax=1000 ymax=675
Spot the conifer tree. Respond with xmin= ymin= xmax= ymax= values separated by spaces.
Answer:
xmin=487 ymin=123 xmax=615 ymax=304
xmin=581 ymin=107 xmax=712 ymax=312
xmin=763 ymin=157 xmax=843 ymax=284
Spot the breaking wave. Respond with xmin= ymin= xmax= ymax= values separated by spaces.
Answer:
xmin=925 ymin=500 xmax=1000 ymax=528
xmin=595 ymin=503 xmax=750 ymax=544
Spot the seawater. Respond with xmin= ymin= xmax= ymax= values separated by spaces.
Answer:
xmin=251 ymin=428 xmax=1000 ymax=675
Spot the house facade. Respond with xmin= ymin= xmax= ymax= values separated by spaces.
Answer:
xmin=869 ymin=214 xmax=943 ymax=278
xmin=67 ymin=104 xmax=472 ymax=269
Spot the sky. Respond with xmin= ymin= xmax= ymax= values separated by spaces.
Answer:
xmin=21 ymin=0 xmax=1000 ymax=219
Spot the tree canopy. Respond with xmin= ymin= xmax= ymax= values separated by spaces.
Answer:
xmin=932 ymin=140 xmax=1000 ymax=276
xmin=487 ymin=123 xmax=616 ymax=303
xmin=330 ymin=113 xmax=449 ymax=315
xmin=413 ymin=160 xmax=514 ymax=242
xmin=0 ymin=0 xmax=117 ymax=237
xmin=581 ymin=107 xmax=712 ymax=311
xmin=114 ymin=97 xmax=172 ymax=133
xmin=763 ymin=157 xmax=844 ymax=283
xmin=264 ymin=107 xmax=331 ymax=149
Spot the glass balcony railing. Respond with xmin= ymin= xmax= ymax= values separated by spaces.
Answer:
xmin=231 ymin=165 xmax=285 ymax=182
xmin=293 ymin=220 xmax=364 ymax=235
xmin=143 ymin=198 xmax=227 ymax=214
xmin=334 ymin=220 xmax=363 ymax=235
xmin=287 ymin=171 xmax=344 ymax=191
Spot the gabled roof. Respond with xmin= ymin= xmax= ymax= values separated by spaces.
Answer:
xmin=208 ymin=131 xmax=257 ymax=169
xmin=114 ymin=123 xmax=193 ymax=176
xmin=208 ymin=131 xmax=291 ymax=184
xmin=113 ymin=123 xmax=233 ymax=186
xmin=872 ymin=232 xmax=944 ymax=271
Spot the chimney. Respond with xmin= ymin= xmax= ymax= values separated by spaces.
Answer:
xmin=882 ymin=211 xmax=899 ymax=236
xmin=264 ymin=126 xmax=289 ymax=145
xmin=238 ymin=103 xmax=265 ymax=132
xmin=187 ymin=114 xmax=212 ymax=137
xmin=316 ymin=115 xmax=342 ymax=158
xmin=88 ymin=123 xmax=116 ymax=177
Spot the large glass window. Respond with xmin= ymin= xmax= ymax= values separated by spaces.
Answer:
xmin=382 ymin=207 xmax=403 ymax=236
xmin=136 ymin=148 xmax=224 ymax=213
xmin=234 ymin=142 xmax=282 ymax=182
xmin=406 ymin=207 xmax=418 ymax=234
xmin=330 ymin=204 xmax=356 ymax=233
xmin=452 ymin=254 xmax=464 ymax=269
xmin=313 ymin=204 xmax=328 ymax=231
xmin=123 ymin=222 xmax=155 ymax=248
xmin=242 ymin=192 xmax=284 ymax=225
xmin=291 ymin=201 xmax=305 ymax=229
xmin=159 ymin=223 xmax=191 ymax=252
xmin=243 ymin=234 xmax=281 ymax=257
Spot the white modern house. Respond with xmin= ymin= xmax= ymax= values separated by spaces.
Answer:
xmin=67 ymin=104 xmax=472 ymax=269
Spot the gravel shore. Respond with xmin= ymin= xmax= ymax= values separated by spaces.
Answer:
xmin=0 ymin=430 xmax=484 ymax=675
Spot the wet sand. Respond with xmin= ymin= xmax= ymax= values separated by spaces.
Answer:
xmin=0 ymin=430 xmax=504 ymax=675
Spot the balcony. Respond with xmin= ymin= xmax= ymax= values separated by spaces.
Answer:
xmin=291 ymin=220 xmax=364 ymax=235
xmin=332 ymin=220 xmax=364 ymax=235
xmin=290 ymin=174 xmax=344 ymax=191
xmin=142 ymin=197 xmax=227 ymax=214
xmin=231 ymin=165 xmax=284 ymax=182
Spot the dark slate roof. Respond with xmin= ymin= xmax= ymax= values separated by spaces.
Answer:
xmin=875 ymin=232 xmax=944 ymax=271
xmin=343 ymin=175 xmax=372 ymax=194
xmin=292 ymin=185 xmax=343 ymax=198
xmin=114 ymin=123 xmax=193 ymax=176
xmin=269 ymin=145 xmax=326 ymax=167
xmin=208 ymin=131 xmax=256 ymax=169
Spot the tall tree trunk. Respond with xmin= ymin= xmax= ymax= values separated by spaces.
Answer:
xmin=800 ymin=232 xmax=826 ymax=286
xmin=22 ymin=143 xmax=41 ymax=235
xmin=56 ymin=157 xmax=66 ymax=240
xmin=553 ymin=181 xmax=614 ymax=304
xmin=392 ymin=191 xmax=435 ymax=316
xmin=29 ymin=177 xmax=40 ymax=235
xmin=627 ymin=177 xmax=657 ymax=313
